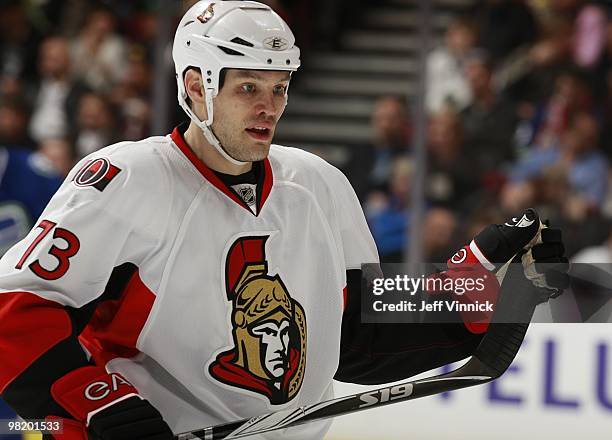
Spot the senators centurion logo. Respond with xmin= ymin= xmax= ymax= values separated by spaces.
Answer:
xmin=207 ymin=236 xmax=307 ymax=405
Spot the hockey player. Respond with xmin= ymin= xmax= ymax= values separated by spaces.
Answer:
xmin=0 ymin=2 xmax=569 ymax=439
xmin=0 ymin=147 xmax=63 ymax=255
xmin=0 ymin=147 xmax=62 ymax=438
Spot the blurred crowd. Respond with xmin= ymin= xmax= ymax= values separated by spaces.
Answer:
xmin=0 ymin=0 xmax=311 ymax=177
xmin=3 ymin=0 xmax=610 ymax=435
xmin=1 ymin=0 xmax=611 ymax=266
xmin=0 ymin=0 xmax=162 ymax=176
xmin=348 ymin=0 xmax=612 ymax=263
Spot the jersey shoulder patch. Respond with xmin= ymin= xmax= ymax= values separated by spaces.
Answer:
xmin=72 ymin=157 xmax=121 ymax=192
xmin=69 ymin=137 xmax=169 ymax=194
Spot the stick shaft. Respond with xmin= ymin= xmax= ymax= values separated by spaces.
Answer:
xmin=177 ymin=226 xmax=544 ymax=439
xmin=176 ymin=312 xmax=534 ymax=440
xmin=176 ymin=374 xmax=491 ymax=440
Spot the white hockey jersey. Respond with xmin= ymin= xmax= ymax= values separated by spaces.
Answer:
xmin=0 ymin=127 xmax=379 ymax=438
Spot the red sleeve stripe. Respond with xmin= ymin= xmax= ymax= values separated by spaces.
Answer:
xmin=468 ymin=240 xmax=495 ymax=271
xmin=79 ymin=270 xmax=155 ymax=366
xmin=0 ymin=292 xmax=73 ymax=393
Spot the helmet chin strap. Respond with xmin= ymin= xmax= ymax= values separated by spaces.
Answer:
xmin=187 ymin=89 xmax=249 ymax=167
xmin=203 ymin=91 xmax=249 ymax=166
xmin=200 ymin=124 xmax=249 ymax=167
xmin=181 ymin=81 xmax=290 ymax=168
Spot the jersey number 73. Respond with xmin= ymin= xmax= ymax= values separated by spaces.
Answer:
xmin=15 ymin=220 xmax=80 ymax=280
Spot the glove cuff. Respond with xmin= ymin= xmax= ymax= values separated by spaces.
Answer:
xmin=424 ymin=245 xmax=501 ymax=334
xmin=447 ymin=243 xmax=494 ymax=272
xmin=50 ymin=366 xmax=139 ymax=426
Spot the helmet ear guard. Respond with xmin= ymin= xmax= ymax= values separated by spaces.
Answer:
xmin=172 ymin=1 xmax=300 ymax=164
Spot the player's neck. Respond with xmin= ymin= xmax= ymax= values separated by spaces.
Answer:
xmin=184 ymin=124 xmax=252 ymax=175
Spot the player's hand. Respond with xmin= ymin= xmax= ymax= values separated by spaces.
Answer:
xmin=437 ymin=208 xmax=544 ymax=333
xmin=87 ymin=396 xmax=174 ymax=440
xmin=521 ymin=225 xmax=570 ymax=302
xmin=470 ymin=208 xmax=542 ymax=270
xmin=48 ymin=366 xmax=173 ymax=440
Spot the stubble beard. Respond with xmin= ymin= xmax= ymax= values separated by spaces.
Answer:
xmin=212 ymin=121 xmax=272 ymax=163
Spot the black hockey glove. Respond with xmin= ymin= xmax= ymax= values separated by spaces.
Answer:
xmin=473 ymin=208 xmax=569 ymax=304
xmin=432 ymin=208 xmax=543 ymax=334
xmin=87 ymin=396 xmax=174 ymax=440
xmin=471 ymin=208 xmax=542 ymax=269
xmin=46 ymin=366 xmax=173 ymax=440
xmin=521 ymin=226 xmax=570 ymax=302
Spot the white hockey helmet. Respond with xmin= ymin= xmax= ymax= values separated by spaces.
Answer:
xmin=173 ymin=1 xmax=301 ymax=165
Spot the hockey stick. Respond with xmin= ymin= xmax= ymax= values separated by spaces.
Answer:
xmin=176 ymin=284 xmax=538 ymax=439
xmin=176 ymin=224 xmax=545 ymax=440
xmin=175 ymin=320 xmax=533 ymax=440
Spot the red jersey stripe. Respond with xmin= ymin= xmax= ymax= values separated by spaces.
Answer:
xmin=79 ymin=270 xmax=155 ymax=366
xmin=0 ymin=292 xmax=72 ymax=393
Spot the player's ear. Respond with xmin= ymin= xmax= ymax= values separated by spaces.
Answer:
xmin=184 ymin=68 xmax=208 ymax=120
xmin=184 ymin=68 xmax=206 ymax=105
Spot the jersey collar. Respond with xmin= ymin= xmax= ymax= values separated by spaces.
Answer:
xmin=170 ymin=125 xmax=273 ymax=216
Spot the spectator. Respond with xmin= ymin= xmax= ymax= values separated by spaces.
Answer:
xmin=110 ymin=51 xmax=152 ymax=140
xmin=422 ymin=207 xmax=460 ymax=263
xmin=499 ymin=178 xmax=537 ymax=215
xmin=29 ymin=36 xmax=89 ymax=144
xmin=572 ymin=2 xmax=610 ymax=101
xmin=425 ymin=18 xmax=477 ymax=114
xmin=461 ymin=50 xmax=518 ymax=174
xmin=503 ymin=111 xmax=608 ymax=221
xmin=531 ymin=0 xmax=586 ymax=24
xmin=0 ymin=146 xmax=62 ymax=254
xmin=71 ymin=7 xmax=127 ymax=93
xmin=426 ymin=108 xmax=479 ymax=212
xmin=573 ymin=3 xmax=608 ymax=69
xmin=122 ymin=5 xmax=160 ymax=61
xmin=0 ymin=98 xmax=34 ymax=149
xmin=545 ymin=181 xmax=611 ymax=258
xmin=555 ymin=111 xmax=608 ymax=217
xmin=0 ymin=73 xmax=22 ymax=101
xmin=531 ymin=17 xmax=573 ymax=67
xmin=0 ymin=1 xmax=40 ymax=91
xmin=463 ymin=204 xmax=504 ymax=243
xmin=497 ymin=8 xmax=574 ymax=104
xmin=365 ymin=157 xmax=412 ymax=263
xmin=474 ymin=0 xmax=539 ymax=65
xmin=528 ymin=68 xmax=594 ymax=151
xmin=345 ymin=96 xmax=412 ymax=201
xmin=73 ymin=92 xmax=116 ymax=158
xmin=38 ymin=138 xmax=76 ymax=177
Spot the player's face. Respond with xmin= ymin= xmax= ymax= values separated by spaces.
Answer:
xmin=251 ymin=319 xmax=290 ymax=379
xmin=211 ymin=69 xmax=290 ymax=162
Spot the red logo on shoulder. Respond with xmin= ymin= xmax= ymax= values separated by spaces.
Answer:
xmin=73 ymin=158 xmax=121 ymax=192
xmin=450 ymin=248 xmax=468 ymax=265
